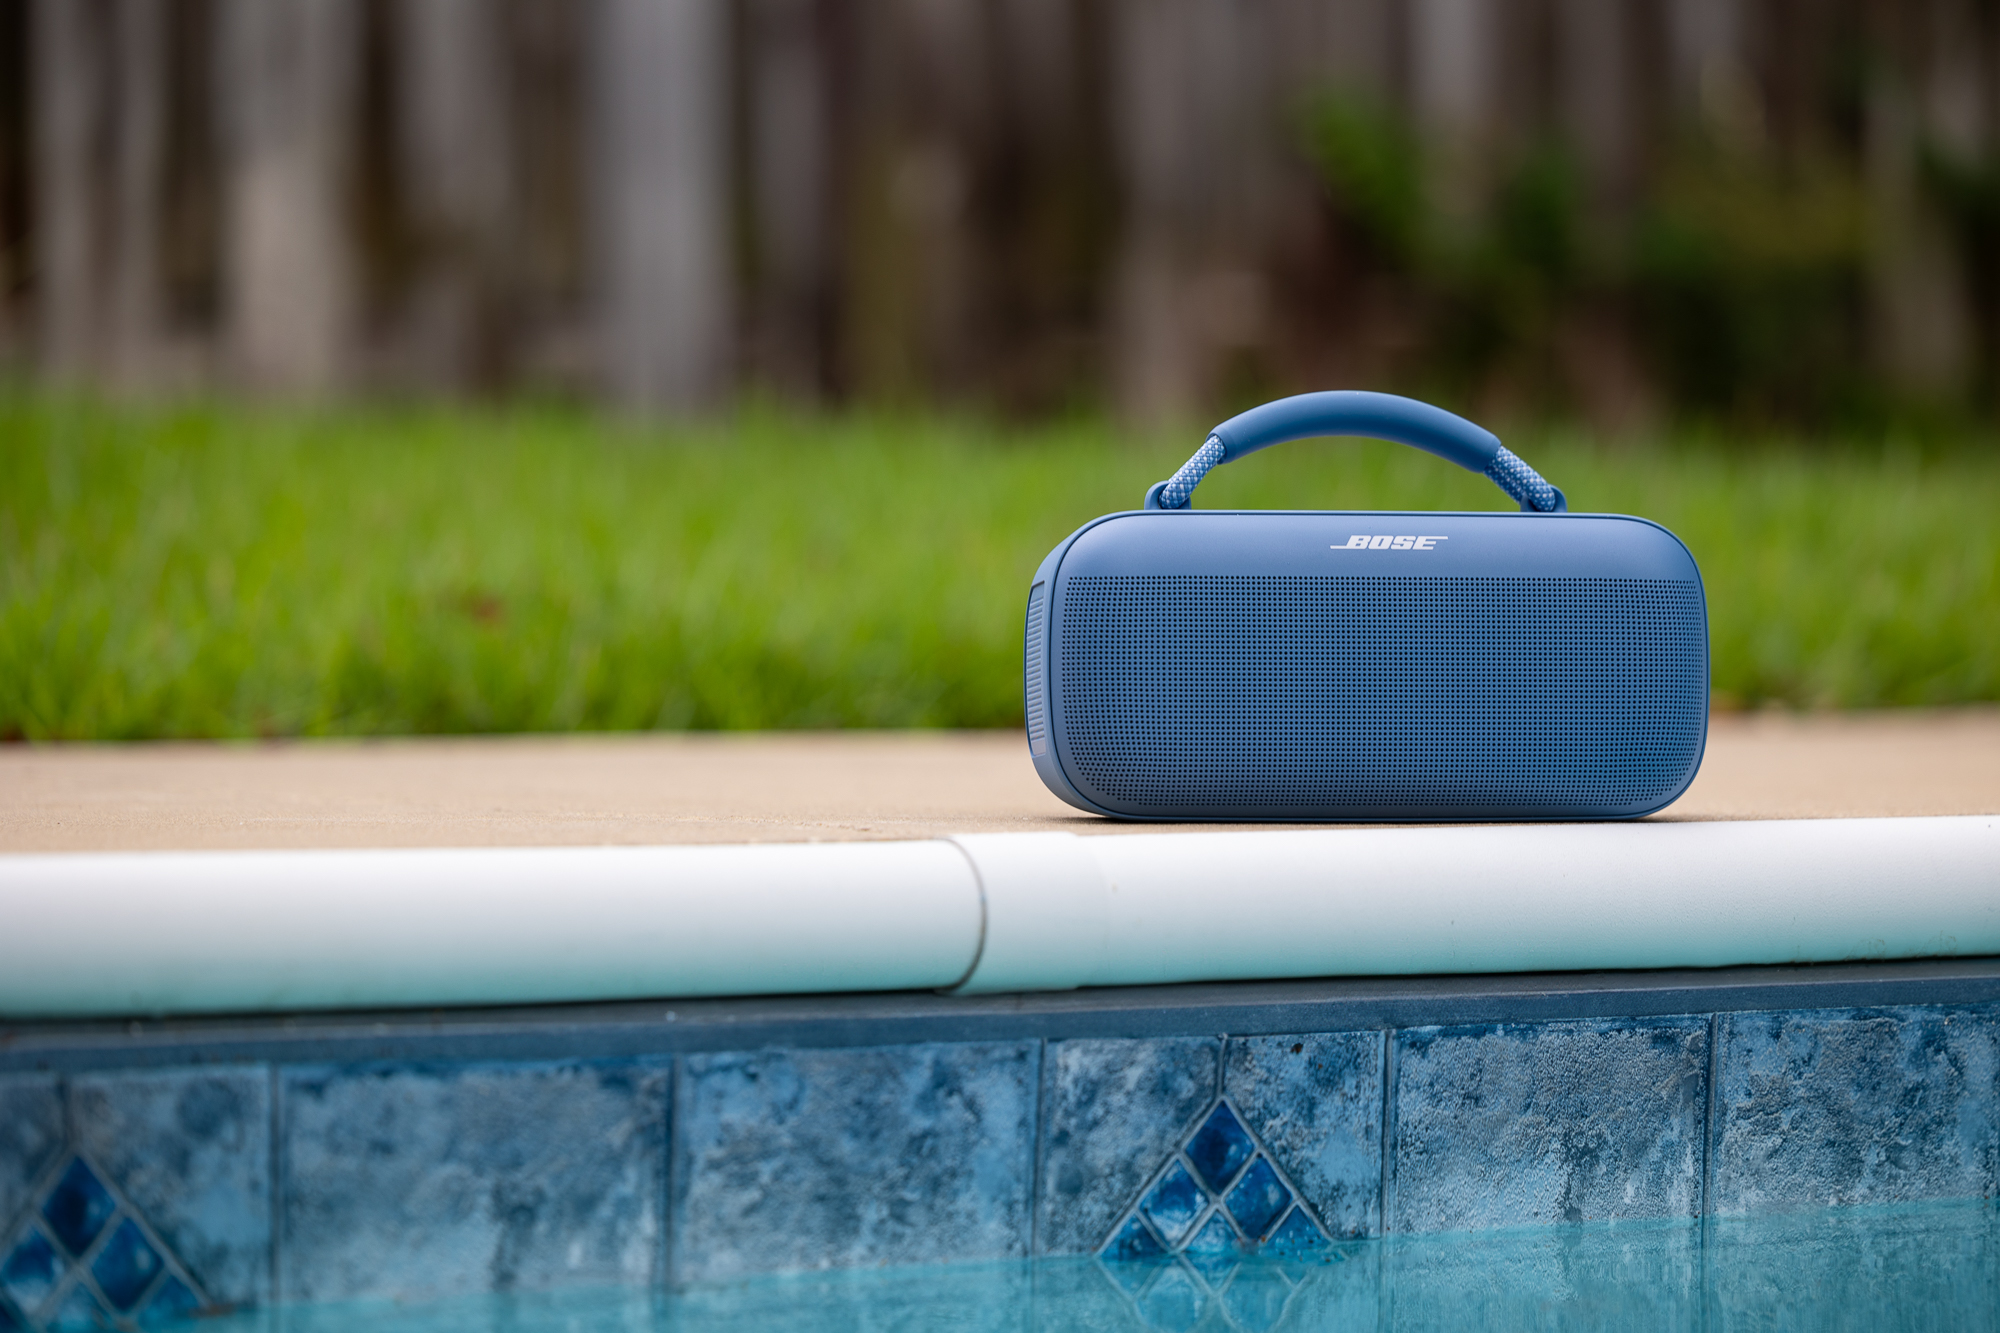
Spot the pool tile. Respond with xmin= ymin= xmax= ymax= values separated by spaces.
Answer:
xmin=0 ymin=1228 xmax=64 ymax=1314
xmin=1384 ymin=1217 xmax=1700 ymax=1327
xmin=1179 ymin=1211 xmax=1240 ymax=1281
xmin=1390 ymin=1016 xmax=1709 ymax=1233
xmin=672 ymin=1042 xmax=1037 ymax=1283
xmin=1224 ymin=1031 xmax=1384 ymax=1239
xmin=1265 ymin=1206 xmax=1329 ymax=1261
xmin=1282 ymin=1241 xmax=1383 ymax=1327
xmin=1036 ymin=1037 xmax=1221 ymax=1255
xmin=1702 ymin=1202 xmax=2000 ymax=1331
xmin=1185 ymin=1103 xmax=1255 ymax=1193
xmin=71 ymin=1067 xmax=272 ymax=1308
xmin=280 ymin=1060 xmax=667 ymax=1303
xmin=670 ymin=1258 xmax=1034 ymax=1330
xmin=1101 ymin=1214 xmax=1167 ymax=1269
xmin=1138 ymin=1162 xmax=1204 ymax=1246
xmin=1135 ymin=1262 xmax=1206 ymax=1332
xmin=1711 ymin=1006 xmax=2000 ymax=1215
xmin=1225 ymin=1158 xmax=1293 ymax=1241
xmin=0 ymin=1076 xmax=64 ymax=1240
xmin=89 ymin=1219 xmax=161 ymax=1314
xmin=43 ymin=1281 xmax=108 ymax=1332
xmin=137 ymin=1273 xmax=201 ymax=1327
xmin=1100 ymin=1098 xmax=1336 ymax=1277
xmin=1222 ymin=1265 xmax=1294 ymax=1332
xmin=40 ymin=1161 xmax=115 ymax=1258
xmin=91 ymin=1218 xmax=163 ymax=1311
xmin=1027 ymin=1262 xmax=1145 ymax=1326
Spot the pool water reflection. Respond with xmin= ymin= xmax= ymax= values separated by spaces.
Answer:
xmin=177 ymin=1199 xmax=1999 ymax=1332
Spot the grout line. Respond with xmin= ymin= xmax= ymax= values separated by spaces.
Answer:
xmin=1028 ymin=1038 xmax=1048 ymax=1259
xmin=1702 ymin=1012 xmax=1721 ymax=1220
xmin=58 ymin=1072 xmax=75 ymax=1149
xmin=1376 ymin=1027 xmax=1396 ymax=1333
xmin=1700 ymin=1012 xmax=1722 ymax=1333
xmin=660 ymin=1056 xmax=679 ymax=1291
xmin=1377 ymin=1028 xmax=1396 ymax=1240
xmin=7 ymin=1137 xmax=84 ymax=1324
xmin=65 ymin=1143 xmax=170 ymax=1315
xmin=268 ymin=1064 xmax=283 ymax=1311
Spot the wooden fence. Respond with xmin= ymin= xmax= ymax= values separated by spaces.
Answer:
xmin=1 ymin=0 xmax=1994 ymax=421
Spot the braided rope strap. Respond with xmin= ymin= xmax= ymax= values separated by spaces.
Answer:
xmin=1483 ymin=445 xmax=1562 ymax=513
xmin=1154 ymin=436 xmax=1226 ymax=510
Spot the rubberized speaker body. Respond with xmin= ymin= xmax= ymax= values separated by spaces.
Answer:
xmin=1024 ymin=509 xmax=1708 ymax=821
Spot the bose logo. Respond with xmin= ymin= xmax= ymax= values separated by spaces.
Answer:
xmin=1333 ymin=535 xmax=1450 ymax=550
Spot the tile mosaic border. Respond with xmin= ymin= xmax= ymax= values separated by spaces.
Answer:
xmin=0 ymin=1153 xmax=204 ymax=1331
xmin=2 ymin=964 xmax=1998 ymax=1321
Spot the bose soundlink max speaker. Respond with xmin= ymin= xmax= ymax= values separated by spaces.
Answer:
xmin=1023 ymin=391 xmax=1708 ymax=821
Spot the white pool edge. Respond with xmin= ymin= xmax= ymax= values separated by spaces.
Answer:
xmin=2 ymin=816 xmax=1996 ymax=1017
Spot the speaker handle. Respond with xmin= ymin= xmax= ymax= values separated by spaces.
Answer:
xmin=1143 ymin=391 xmax=1566 ymax=513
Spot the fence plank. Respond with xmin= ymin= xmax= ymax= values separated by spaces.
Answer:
xmin=594 ymin=0 xmax=732 ymax=411
xmin=32 ymin=0 xmax=111 ymax=379
xmin=216 ymin=0 xmax=359 ymax=393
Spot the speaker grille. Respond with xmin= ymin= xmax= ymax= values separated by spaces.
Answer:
xmin=1024 ymin=582 xmax=1050 ymax=757
xmin=1056 ymin=574 xmax=1705 ymax=817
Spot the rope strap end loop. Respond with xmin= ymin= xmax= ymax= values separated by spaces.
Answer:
xmin=1147 ymin=435 xmax=1224 ymax=510
xmin=1482 ymin=446 xmax=1566 ymax=513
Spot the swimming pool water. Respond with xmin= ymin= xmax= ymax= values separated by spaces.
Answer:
xmin=171 ymin=1200 xmax=1998 ymax=1331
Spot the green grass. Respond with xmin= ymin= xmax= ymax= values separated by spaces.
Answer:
xmin=2 ymin=393 xmax=1996 ymax=740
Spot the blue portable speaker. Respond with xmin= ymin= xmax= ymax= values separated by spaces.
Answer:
xmin=1024 ymin=392 xmax=1708 ymax=820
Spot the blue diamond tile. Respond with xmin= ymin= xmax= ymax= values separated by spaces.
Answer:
xmin=1226 ymin=1157 xmax=1293 ymax=1241
xmin=42 ymin=1160 xmax=116 ymax=1257
xmin=0 ymin=1229 xmax=65 ymax=1314
xmin=138 ymin=1274 xmax=201 ymax=1327
xmin=1223 ymin=1265 xmax=1294 ymax=1332
xmin=1264 ymin=1205 xmax=1329 ymax=1261
xmin=92 ymin=1219 xmax=163 ymax=1312
xmin=1180 ymin=1211 xmax=1241 ymax=1281
xmin=1136 ymin=1262 xmax=1206 ymax=1333
xmin=1100 ymin=1259 xmax=1151 ymax=1297
xmin=1138 ymin=1162 xmax=1206 ymax=1247
xmin=1185 ymin=1103 xmax=1255 ymax=1193
xmin=45 ymin=1282 xmax=108 ymax=1332
xmin=1102 ymin=1213 xmax=1168 ymax=1267
xmin=1100 ymin=1258 xmax=1152 ymax=1297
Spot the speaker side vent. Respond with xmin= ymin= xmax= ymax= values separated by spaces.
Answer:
xmin=1024 ymin=582 xmax=1049 ymax=757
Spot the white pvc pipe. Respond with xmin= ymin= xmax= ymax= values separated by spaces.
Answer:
xmin=1025 ymin=816 xmax=2000 ymax=991
xmin=0 ymin=842 xmax=981 ymax=1016
xmin=0 ymin=818 xmax=1994 ymax=1017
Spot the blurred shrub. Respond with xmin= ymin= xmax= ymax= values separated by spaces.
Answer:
xmin=1303 ymin=96 xmax=1877 ymax=426
xmin=1632 ymin=144 xmax=1868 ymax=422
xmin=1303 ymin=99 xmax=1591 ymax=408
xmin=1921 ymin=140 xmax=2000 ymax=407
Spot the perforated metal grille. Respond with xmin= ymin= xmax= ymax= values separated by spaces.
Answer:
xmin=1025 ymin=583 xmax=1050 ymax=757
xmin=1056 ymin=575 xmax=1705 ymax=817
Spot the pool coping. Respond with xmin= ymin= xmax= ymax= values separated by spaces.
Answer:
xmin=7 ymin=954 xmax=1998 ymax=1073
